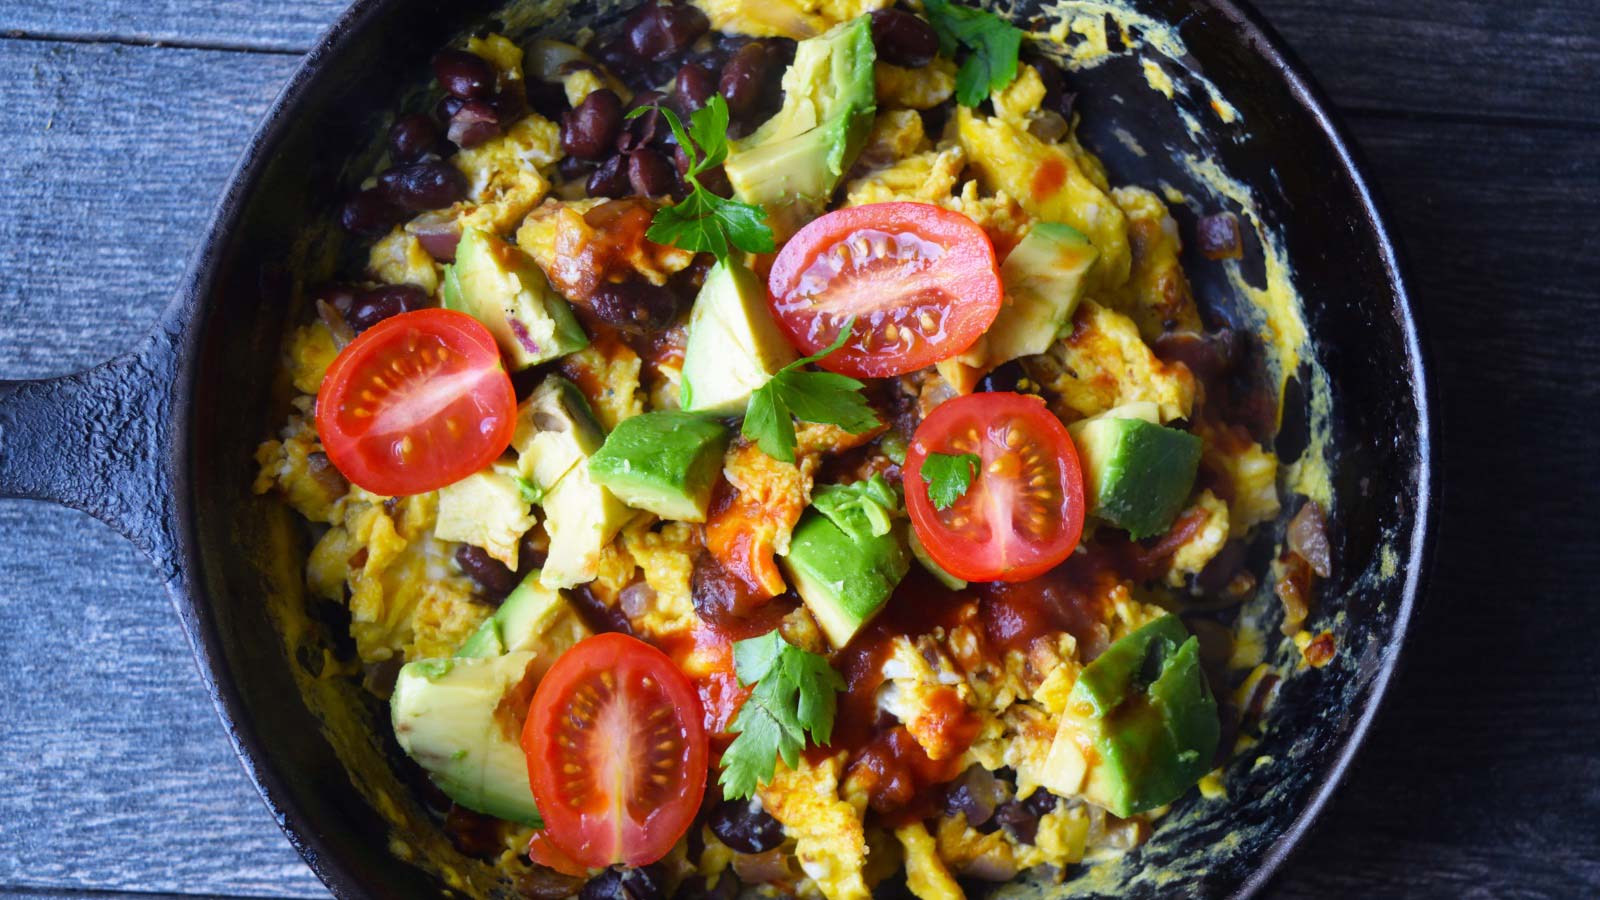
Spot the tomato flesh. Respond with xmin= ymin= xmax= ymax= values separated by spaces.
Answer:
xmin=904 ymin=393 xmax=1085 ymax=583
xmin=522 ymin=633 xmax=708 ymax=868
xmin=315 ymin=308 xmax=515 ymax=496
xmin=767 ymin=202 xmax=1002 ymax=378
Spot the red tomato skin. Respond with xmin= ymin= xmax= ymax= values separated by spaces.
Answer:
xmin=903 ymin=393 xmax=1086 ymax=583
xmin=766 ymin=202 xmax=1002 ymax=378
xmin=522 ymin=633 xmax=709 ymax=869
xmin=315 ymin=308 xmax=515 ymax=497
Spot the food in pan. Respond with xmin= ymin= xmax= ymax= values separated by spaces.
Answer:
xmin=254 ymin=2 xmax=1333 ymax=895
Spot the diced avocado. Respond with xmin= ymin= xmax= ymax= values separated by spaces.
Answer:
xmin=457 ymin=570 xmax=591 ymax=660
xmin=512 ymin=376 xmax=635 ymax=589
xmin=908 ymin=527 xmax=966 ymax=591
xmin=779 ymin=476 xmax=909 ymax=648
xmin=391 ymin=652 xmax=542 ymax=826
xmin=985 ymin=222 xmax=1099 ymax=365
xmin=680 ymin=258 xmax=798 ymax=415
xmin=589 ymin=411 xmax=731 ymax=522
xmin=435 ymin=461 xmax=536 ymax=570
xmin=1041 ymin=616 xmax=1219 ymax=817
xmin=444 ymin=227 xmax=588 ymax=370
xmin=724 ymin=16 xmax=876 ymax=239
xmin=1068 ymin=406 xmax=1202 ymax=540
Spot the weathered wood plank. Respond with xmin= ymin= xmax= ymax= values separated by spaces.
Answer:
xmin=0 ymin=38 xmax=295 ymax=380
xmin=1272 ymin=116 xmax=1600 ymax=897
xmin=1 ymin=0 xmax=1596 ymax=124
xmin=0 ymin=37 xmax=324 ymax=900
xmin=2 ymin=889 xmax=286 ymax=900
xmin=0 ymin=0 xmax=346 ymax=54
xmin=1257 ymin=0 xmax=1600 ymax=126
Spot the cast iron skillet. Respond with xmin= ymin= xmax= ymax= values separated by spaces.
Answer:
xmin=0 ymin=0 xmax=1433 ymax=895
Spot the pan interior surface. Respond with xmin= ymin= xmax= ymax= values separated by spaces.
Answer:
xmin=184 ymin=0 xmax=1427 ymax=896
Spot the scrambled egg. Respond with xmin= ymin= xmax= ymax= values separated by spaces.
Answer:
xmin=560 ymin=339 xmax=645 ymax=431
xmin=450 ymin=115 xmax=562 ymax=236
xmin=1029 ymin=300 xmax=1196 ymax=423
xmin=619 ymin=520 xmax=699 ymax=637
xmin=368 ymin=228 xmax=440 ymax=296
xmin=760 ymin=753 xmax=871 ymax=900
xmin=1107 ymin=186 xmax=1202 ymax=341
xmin=692 ymin=0 xmax=890 ymax=40
xmin=875 ymin=58 xmax=957 ymax=110
xmin=1166 ymin=490 xmax=1230 ymax=586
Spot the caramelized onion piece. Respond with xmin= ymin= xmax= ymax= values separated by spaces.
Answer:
xmin=1287 ymin=499 xmax=1333 ymax=577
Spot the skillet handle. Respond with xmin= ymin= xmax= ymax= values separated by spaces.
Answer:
xmin=0 ymin=324 xmax=180 ymax=576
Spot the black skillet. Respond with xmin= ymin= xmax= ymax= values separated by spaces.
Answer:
xmin=0 ymin=0 xmax=1434 ymax=895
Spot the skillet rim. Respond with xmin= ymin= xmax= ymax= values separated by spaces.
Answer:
xmin=161 ymin=0 xmax=1437 ymax=895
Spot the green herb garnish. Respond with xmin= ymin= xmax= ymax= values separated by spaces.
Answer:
xmin=925 ymin=0 xmax=1025 ymax=107
xmin=629 ymin=96 xmax=776 ymax=261
xmin=742 ymin=321 xmax=879 ymax=464
xmin=920 ymin=452 xmax=980 ymax=510
xmin=719 ymin=631 xmax=847 ymax=800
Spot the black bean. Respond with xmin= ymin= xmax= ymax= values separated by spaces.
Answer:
xmin=455 ymin=544 xmax=518 ymax=599
xmin=1022 ymin=788 xmax=1059 ymax=818
xmin=388 ymin=113 xmax=441 ymax=162
xmin=562 ymin=89 xmax=624 ymax=160
xmin=590 ymin=278 xmax=681 ymax=333
xmin=491 ymin=81 xmax=529 ymax=122
xmin=627 ymin=148 xmax=675 ymax=197
xmin=434 ymin=94 xmax=466 ymax=126
xmin=377 ymin=160 xmax=469 ymax=211
xmin=433 ymin=49 xmax=496 ymax=99
xmin=976 ymin=360 xmax=1027 ymax=393
xmin=1196 ymin=211 xmax=1243 ymax=260
xmin=618 ymin=90 xmax=669 ymax=154
xmin=447 ymin=99 xmax=502 ymax=148
xmin=673 ymin=142 xmax=733 ymax=198
xmin=443 ymin=803 xmax=502 ymax=857
xmin=558 ymin=154 xmax=594 ymax=181
xmin=587 ymin=155 xmax=631 ymax=198
xmin=991 ymin=800 xmax=1041 ymax=844
xmin=869 ymin=9 xmax=938 ymax=68
xmin=674 ymin=874 xmax=739 ymax=900
xmin=1028 ymin=57 xmax=1077 ymax=120
xmin=719 ymin=42 xmax=776 ymax=118
xmin=580 ymin=864 xmax=667 ymax=900
xmin=707 ymin=798 xmax=785 ymax=853
xmin=674 ymin=61 xmax=718 ymax=113
xmin=346 ymin=283 xmax=428 ymax=333
xmin=338 ymin=188 xmax=404 ymax=236
xmin=526 ymin=78 xmax=570 ymax=120
xmin=625 ymin=3 xmax=710 ymax=62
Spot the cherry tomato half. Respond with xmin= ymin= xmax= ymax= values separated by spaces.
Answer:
xmin=522 ymin=633 xmax=709 ymax=868
xmin=766 ymin=202 xmax=1002 ymax=378
xmin=904 ymin=392 xmax=1085 ymax=583
xmin=315 ymin=308 xmax=515 ymax=497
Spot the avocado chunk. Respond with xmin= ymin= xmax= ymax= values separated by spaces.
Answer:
xmin=1042 ymin=615 xmax=1219 ymax=817
xmin=512 ymin=376 xmax=635 ymax=589
xmin=434 ymin=461 xmax=536 ymax=570
xmin=589 ymin=411 xmax=731 ymax=522
xmin=1068 ymin=404 xmax=1202 ymax=539
xmin=908 ymin=527 xmax=966 ymax=591
xmin=443 ymin=227 xmax=588 ymax=370
xmin=779 ymin=476 xmax=909 ymax=648
xmin=457 ymin=569 xmax=591 ymax=660
xmin=985 ymin=222 xmax=1099 ymax=365
xmin=680 ymin=258 xmax=799 ymax=415
xmin=391 ymin=652 xmax=543 ymax=826
xmin=723 ymin=16 xmax=876 ymax=239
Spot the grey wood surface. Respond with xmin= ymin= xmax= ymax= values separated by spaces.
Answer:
xmin=0 ymin=0 xmax=1596 ymax=898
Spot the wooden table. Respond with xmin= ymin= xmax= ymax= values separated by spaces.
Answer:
xmin=1 ymin=1 xmax=1595 ymax=897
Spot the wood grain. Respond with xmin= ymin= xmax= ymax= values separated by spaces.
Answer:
xmin=0 ymin=0 xmax=1596 ymax=898
xmin=1271 ymin=116 xmax=1600 ymax=897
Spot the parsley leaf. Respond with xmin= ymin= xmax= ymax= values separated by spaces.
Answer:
xmin=920 ymin=451 xmax=980 ymax=510
xmin=719 ymin=632 xmax=847 ymax=799
xmin=924 ymin=0 xmax=1025 ymax=107
xmin=628 ymin=96 xmax=775 ymax=260
xmin=514 ymin=475 xmax=543 ymax=505
xmin=741 ymin=321 xmax=879 ymax=464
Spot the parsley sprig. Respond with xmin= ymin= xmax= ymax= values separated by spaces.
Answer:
xmin=919 ymin=452 xmax=980 ymax=510
xmin=742 ymin=321 xmax=879 ymax=464
xmin=628 ymin=96 xmax=775 ymax=262
xmin=719 ymin=631 xmax=847 ymax=800
xmin=924 ymin=0 xmax=1025 ymax=107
